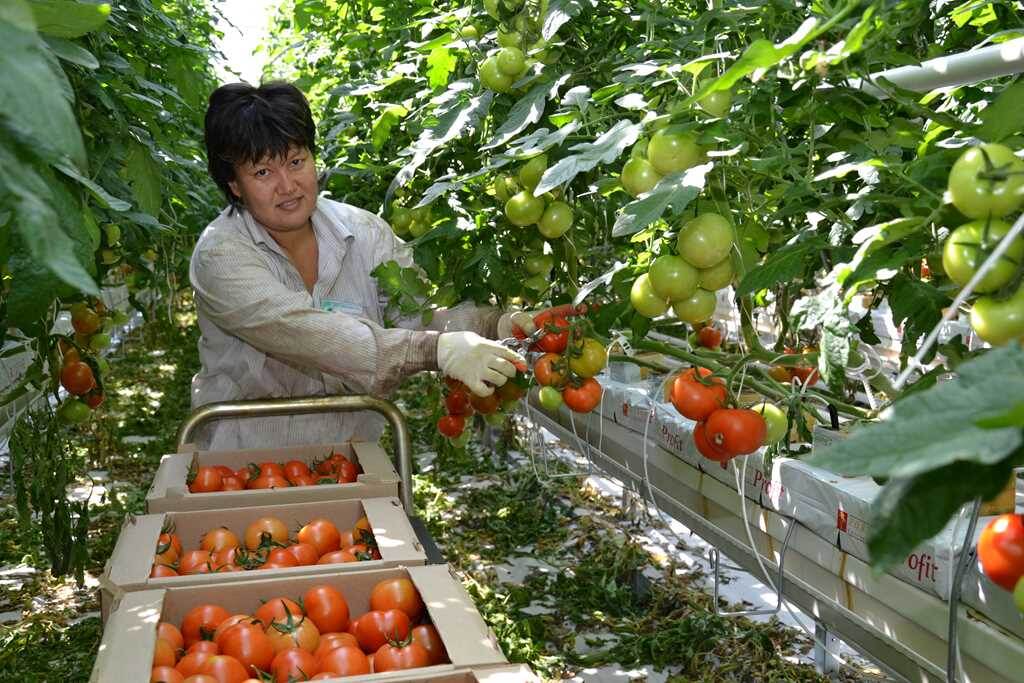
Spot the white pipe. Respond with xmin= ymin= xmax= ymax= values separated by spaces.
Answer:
xmin=848 ymin=38 xmax=1024 ymax=97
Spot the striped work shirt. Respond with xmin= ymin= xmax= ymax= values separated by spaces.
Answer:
xmin=189 ymin=197 xmax=500 ymax=450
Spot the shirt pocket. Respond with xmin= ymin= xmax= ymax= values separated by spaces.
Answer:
xmin=320 ymin=297 xmax=367 ymax=318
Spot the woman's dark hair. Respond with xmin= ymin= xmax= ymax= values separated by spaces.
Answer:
xmin=204 ymin=81 xmax=317 ymax=207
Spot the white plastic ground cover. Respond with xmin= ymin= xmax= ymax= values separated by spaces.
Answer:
xmin=595 ymin=375 xmax=1024 ymax=639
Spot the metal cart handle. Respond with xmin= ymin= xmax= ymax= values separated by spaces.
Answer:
xmin=176 ymin=395 xmax=414 ymax=512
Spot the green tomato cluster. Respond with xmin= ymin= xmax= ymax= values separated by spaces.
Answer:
xmin=620 ymin=126 xmax=704 ymax=198
xmin=496 ymin=155 xmax=575 ymax=239
xmin=941 ymin=144 xmax=1024 ymax=346
xmin=630 ymin=212 xmax=736 ymax=324
xmin=389 ymin=202 xmax=433 ymax=239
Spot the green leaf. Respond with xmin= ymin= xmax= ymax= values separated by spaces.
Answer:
xmin=27 ymin=0 xmax=110 ymax=38
xmin=426 ymin=47 xmax=456 ymax=90
xmin=535 ymin=119 xmax=642 ymax=195
xmin=735 ymin=236 xmax=827 ymax=296
xmin=124 ymin=142 xmax=162 ymax=217
xmin=975 ymin=81 xmax=1024 ymax=142
xmin=55 ymin=161 xmax=131 ymax=211
xmin=887 ymin=275 xmax=948 ymax=351
xmin=482 ymin=78 xmax=563 ymax=151
xmin=977 ymin=403 xmax=1024 ymax=429
xmin=0 ymin=1 xmax=87 ymax=168
xmin=370 ymin=105 xmax=408 ymax=151
xmin=42 ymin=35 xmax=98 ymax=68
xmin=611 ymin=163 xmax=710 ymax=237
xmin=806 ymin=343 xmax=1024 ymax=479
xmin=0 ymin=145 xmax=98 ymax=295
xmin=868 ymin=456 xmax=1017 ymax=571
xmin=4 ymin=246 xmax=60 ymax=331
xmin=542 ymin=0 xmax=583 ymax=41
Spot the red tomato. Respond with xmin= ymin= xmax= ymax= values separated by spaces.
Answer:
xmin=693 ymin=422 xmax=730 ymax=462
xmin=158 ymin=622 xmax=185 ymax=652
xmin=533 ymin=353 xmax=566 ymax=387
xmin=303 ymin=585 xmax=350 ymax=634
xmin=444 ymin=389 xmax=474 ymax=416
xmin=219 ymin=623 xmax=276 ymax=675
xmin=335 ymin=460 xmax=358 ymax=483
xmin=60 ymin=360 xmax=95 ymax=395
xmin=271 ymin=647 xmax=319 ymax=682
xmin=288 ymin=473 xmax=316 ymax=487
xmin=151 ymin=564 xmax=179 ymax=578
xmin=254 ymin=598 xmax=304 ymax=629
xmin=260 ymin=548 xmax=299 ymax=570
xmin=212 ymin=615 xmax=256 ymax=649
xmin=254 ymin=462 xmax=285 ymax=478
xmin=175 ymin=651 xmax=211 ymax=677
xmin=670 ymin=368 xmax=727 ymax=421
xmin=200 ymin=528 xmax=239 ymax=554
xmin=188 ymin=466 xmax=223 ymax=494
xmin=354 ymin=609 xmax=410 ymax=653
xmin=317 ymin=646 xmax=370 ymax=676
xmin=318 ymin=550 xmax=357 ymax=564
xmin=561 ymin=378 xmax=602 ymax=413
xmin=437 ymin=414 xmax=465 ymax=438
xmin=411 ymin=624 xmax=448 ymax=665
xmin=369 ymin=578 xmax=424 ymax=622
xmin=374 ymin=641 xmax=431 ymax=672
xmin=247 ymin=474 xmax=291 ymax=489
xmin=470 ymin=392 xmax=500 ymax=415
xmin=210 ymin=547 xmax=239 ymax=572
xmin=265 ymin=614 xmax=320 ymax=654
xmin=187 ymin=641 xmax=219 ymax=656
xmin=212 ymin=465 xmax=234 ymax=478
xmin=297 ymin=519 xmax=341 ymax=556
xmin=534 ymin=315 xmax=569 ymax=353
xmin=181 ymin=604 xmax=231 ymax=647
xmin=198 ymin=654 xmax=250 ymax=683
xmin=150 ymin=666 xmax=184 ymax=683
xmin=979 ymin=514 xmax=1024 ymax=591
xmin=220 ymin=476 xmax=245 ymax=491
xmin=179 ymin=675 xmax=217 ymax=683
xmin=287 ymin=543 xmax=320 ymax=566
xmin=178 ymin=550 xmax=213 ymax=575
xmin=153 ymin=637 xmax=177 ymax=667
xmin=697 ymin=326 xmax=722 ymax=349
xmin=313 ymin=632 xmax=359 ymax=661
xmin=705 ymin=408 xmax=766 ymax=456
xmin=244 ymin=517 xmax=289 ymax=550
xmin=283 ymin=460 xmax=311 ymax=480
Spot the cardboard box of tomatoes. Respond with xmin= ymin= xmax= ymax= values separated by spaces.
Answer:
xmin=100 ymin=497 xmax=427 ymax=620
xmin=90 ymin=565 xmax=529 ymax=682
xmin=146 ymin=441 xmax=401 ymax=513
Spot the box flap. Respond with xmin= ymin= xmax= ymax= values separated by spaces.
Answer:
xmin=105 ymin=514 xmax=165 ymax=591
xmin=90 ymin=589 xmax=164 ymax=683
xmin=352 ymin=441 xmax=399 ymax=482
xmin=409 ymin=565 xmax=506 ymax=667
xmin=363 ymin=497 xmax=424 ymax=562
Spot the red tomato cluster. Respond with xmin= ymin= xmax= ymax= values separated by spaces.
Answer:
xmin=151 ymin=515 xmax=380 ymax=578
xmin=769 ymin=347 xmax=820 ymax=387
xmin=149 ymin=577 xmax=449 ymax=682
xmin=979 ymin=514 xmax=1024 ymax=596
xmin=436 ymin=376 xmax=526 ymax=439
xmin=187 ymin=451 xmax=360 ymax=494
xmin=670 ymin=367 xmax=767 ymax=464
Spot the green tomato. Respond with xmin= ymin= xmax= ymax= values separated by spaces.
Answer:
xmin=111 ymin=310 xmax=131 ymax=326
xmin=753 ymin=401 xmax=787 ymax=444
xmin=96 ymin=357 xmax=110 ymax=373
xmin=538 ymin=386 xmax=563 ymax=411
xmin=100 ymin=249 xmax=119 ymax=265
xmin=569 ymin=338 xmax=607 ymax=378
xmin=698 ymin=89 xmax=733 ymax=118
xmin=505 ymin=191 xmax=546 ymax=226
xmin=942 ymin=219 xmax=1024 ymax=293
xmin=484 ymin=412 xmax=506 ymax=427
xmin=497 ymin=28 xmax=522 ymax=48
xmin=970 ymin=286 xmax=1024 ymax=346
xmin=460 ymin=24 xmax=479 ymax=41
xmin=538 ymin=201 xmax=573 ymax=238
xmin=524 ymin=253 xmax=554 ymax=275
xmin=89 ymin=332 xmax=111 ymax=352
xmin=518 ymin=154 xmax=547 ymax=192
xmin=390 ymin=207 xmax=413 ymax=235
xmin=496 ymin=47 xmax=526 ymax=76
xmin=492 ymin=175 xmax=520 ymax=202
xmin=677 ymin=213 xmax=734 ymax=269
xmin=103 ymin=223 xmax=121 ymax=246
xmin=630 ymin=273 xmax=669 ymax=318
xmin=698 ymin=256 xmax=734 ymax=290
xmin=479 ymin=56 xmax=513 ymax=93
xmin=58 ymin=399 xmax=91 ymax=424
xmin=647 ymin=255 xmax=698 ymax=302
xmin=620 ymin=157 xmax=662 ymax=198
xmin=483 ymin=0 xmax=501 ymax=19
xmin=646 ymin=127 xmax=702 ymax=175
xmin=672 ymin=288 xmax=716 ymax=324
xmin=142 ymin=248 xmax=157 ymax=261
xmin=948 ymin=144 xmax=1024 ymax=219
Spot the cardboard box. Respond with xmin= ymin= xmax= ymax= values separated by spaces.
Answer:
xmin=100 ymin=497 xmax=426 ymax=619
xmin=146 ymin=441 xmax=401 ymax=513
xmin=90 ymin=565 xmax=510 ymax=683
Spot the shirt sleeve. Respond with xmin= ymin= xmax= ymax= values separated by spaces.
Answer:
xmin=367 ymin=214 xmax=503 ymax=338
xmin=190 ymin=236 xmax=439 ymax=396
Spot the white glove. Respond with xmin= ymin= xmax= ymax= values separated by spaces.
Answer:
xmin=496 ymin=309 xmax=537 ymax=339
xmin=437 ymin=331 xmax=525 ymax=397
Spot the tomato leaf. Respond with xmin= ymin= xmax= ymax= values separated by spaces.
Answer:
xmin=123 ymin=142 xmax=163 ymax=217
xmin=535 ymin=119 xmax=642 ymax=195
xmin=426 ymin=47 xmax=456 ymax=90
xmin=734 ymin=236 xmax=827 ymax=296
xmin=806 ymin=343 xmax=1024 ymax=479
xmin=482 ymin=76 xmax=567 ymax=150
xmin=976 ymin=402 xmax=1024 ymax=429
xmin=974 ymin=81 xmax=1024 ymax=143
xmin=867 ymin=454 xmax=1020 ymax=571
xmin=27 ymin=0 xmax=111 ymax=38
xmin=612 ymin=163 xmax=711 ymax=237
xmin=887 ymin=275 xmax=949 ymax=356
xmin=542 ymin=0 xmax=583 ymax=41
xmin=42 ymin=35 xmax=98 ymax=69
